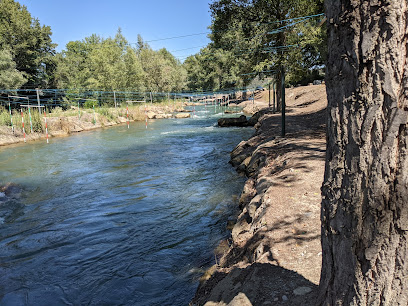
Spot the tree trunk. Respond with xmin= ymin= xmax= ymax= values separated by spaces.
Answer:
xmin=319 ymin=0 xmax=408 ymax=305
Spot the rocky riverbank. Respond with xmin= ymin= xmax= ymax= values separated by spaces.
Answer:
xmin=191 ymin=84 xmax=327 ymax=306
xmin=0 ymin=104 xmax=190 ymax=147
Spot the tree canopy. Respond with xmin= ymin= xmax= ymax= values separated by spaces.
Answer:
xmin=183 ymin=0 xmax=326 ymax=94
xmin=55 ymin=30 xmax=186 ymax=93
xmin=0 ymin=0 xmax=326 ymax=94
xmin=0 ymin=49 xmax=26 ymax=89
xmin=0 ymin=0 xmax=56 ymax=87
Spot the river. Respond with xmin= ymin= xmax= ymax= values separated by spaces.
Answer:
xmin=0 ymin=106 xmax=253 ymax=305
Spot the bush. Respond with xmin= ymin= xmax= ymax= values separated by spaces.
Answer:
xmin=96 ymin=107 xmax=115 ymax=121
xmin=31 ymin=110 xmax=43 ymax=133
xmin=0 ymin=107 xmax=12 ymax=126
xmin=84 ymin=100 xmax=97 ymax=109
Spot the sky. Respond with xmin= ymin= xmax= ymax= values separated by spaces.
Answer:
xmin=17 ymin=0 xmax=213 ymax=61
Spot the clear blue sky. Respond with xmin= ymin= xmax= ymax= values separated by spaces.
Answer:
xmin=17 ymin=0 xmax=213 ymax=60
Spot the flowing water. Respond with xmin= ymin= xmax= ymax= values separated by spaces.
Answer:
xmin=0 ymin=106 xmax=253 ymax=305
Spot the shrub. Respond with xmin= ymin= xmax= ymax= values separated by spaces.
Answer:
xmin=31 ymin=110 xmax=44 ymax=133
xmin=0 ymin=107 xmax=12 ymax=126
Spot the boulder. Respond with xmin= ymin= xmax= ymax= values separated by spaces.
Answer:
xmin=175 ymin=113 xmax=191 ymax=119
xmin=146 ymin=111 xmax=156 ymax=119
xmin=155 ymin=113 xmax=172 ymax=119
xmin=218 ymin=115 xmax=248 ymax=127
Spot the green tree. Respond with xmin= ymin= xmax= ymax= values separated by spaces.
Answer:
xmin=56 ymin=30 xmax=146 ymax=91
xmin=0 ymin=0 xmax=56 ymax=87
xmin=54 ymin=38 xmax=98 ymax=89
xmin=0 ymin=49 xmax=26 ymax=88
xmin=206 ymin=0 xmax=325 ymax=107
xmin=139 ymin=38 xmax=186 ymax=93
xmin=184 ymin=47 xmax=241 ymax=91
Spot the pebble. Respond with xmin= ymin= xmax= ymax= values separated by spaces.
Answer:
xmin=282 ymin=295 xmax=288 ymax=301
xmin=293 ymin=286 xmax=312 ymax=296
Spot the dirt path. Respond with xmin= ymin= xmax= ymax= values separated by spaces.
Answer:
xmin=192 ymin=84 xmax=327 ymax=306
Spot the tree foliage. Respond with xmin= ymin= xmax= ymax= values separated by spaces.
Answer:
xmin=185 ymin=0 xmax=326 ymax=93
xmin=184 ymin=47 xmax=241 ymax=91
xmin=0 ymin=0 xmax=56 ymax=87
xmin=0 ymin=49 xmax=26 ymax=89
xmin=55 ymin=30 xmax=186 ymax=93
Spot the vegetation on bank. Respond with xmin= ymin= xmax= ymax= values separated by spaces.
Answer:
xmin=0 ymin=99 xmax=186 ymax=137
xmin=0 ymin=0 xmax=325 ymax=93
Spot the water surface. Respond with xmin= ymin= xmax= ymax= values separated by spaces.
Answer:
xmin=0 ymin=106 xmax=253 ymax=305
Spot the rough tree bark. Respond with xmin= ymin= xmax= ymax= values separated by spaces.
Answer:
xmin=319 ymin=0 xmax=408 ymax=305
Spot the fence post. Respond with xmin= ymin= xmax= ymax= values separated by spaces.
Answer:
xmin=273 ymin=82 xmax=276 ymax=113
xmin=281 ymin=67 xmax=286 ymax=137
xmin=114 ymin=91 xmax=117 ymax=109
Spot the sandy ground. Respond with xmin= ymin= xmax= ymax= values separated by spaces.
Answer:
xmin=191 ymin=84 xmax=327 ymax=306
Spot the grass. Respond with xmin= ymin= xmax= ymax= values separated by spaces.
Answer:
xmin=0 ymin=100 xmax=186 ymax=136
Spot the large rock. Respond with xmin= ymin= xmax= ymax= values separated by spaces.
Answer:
xmin=218 ymin=115 xmax=248 ymax=127
xmin=146 ymin=111 xmax=156 ymax=119
xmin=155 ymin=113 xmax=172 ymax=119
xmin=175 ymin=113 xmax=191 ymax=119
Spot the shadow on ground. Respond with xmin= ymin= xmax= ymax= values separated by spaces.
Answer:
xmin=191 ymin=263 xmax=317 ymax=306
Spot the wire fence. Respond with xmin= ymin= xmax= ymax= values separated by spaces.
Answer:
xmin=0 ymin=86 xmax=269 ymax=111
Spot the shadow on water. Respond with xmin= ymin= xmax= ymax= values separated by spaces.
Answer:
xmin=0 ymin=107 xmax=254 ymax=305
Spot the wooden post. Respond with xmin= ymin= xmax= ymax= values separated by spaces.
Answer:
xmin=268 ymin=83 xmax=271 ymax=108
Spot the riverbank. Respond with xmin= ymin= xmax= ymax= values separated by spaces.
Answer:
xmin=0 ymin=102 xmax=190 ymax=147
xmin=191 ymin=84 xmax=327 ymax=306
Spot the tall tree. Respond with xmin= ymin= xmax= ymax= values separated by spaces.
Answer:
xmin=139 ymin=42 xmax=186 ymax=93
xmin=184 ymin=47 xmax=240 ymax=91
xmin=0 ymin=0 xmax=56 ymax=87
xmin=319 ymin=0 xmax=407 ymax=304
xmin=209 ymin=0 xmax=324 ymax=109
xmin=0 ymin=49 xmax=26 ymax=88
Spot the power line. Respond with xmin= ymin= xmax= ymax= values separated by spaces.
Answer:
xmin=169 ymin=45 xmax=207 ymax=53
xmin=127 ymin=13 xmax=324 ymax=48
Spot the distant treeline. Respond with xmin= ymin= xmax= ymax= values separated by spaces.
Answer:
xmin=0 ymin=0 xmax=326 ymax=93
